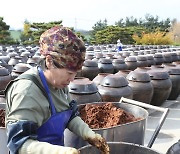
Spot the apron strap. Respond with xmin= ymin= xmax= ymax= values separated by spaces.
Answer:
xmin=38 ymin=67 xmax=56 ymax=115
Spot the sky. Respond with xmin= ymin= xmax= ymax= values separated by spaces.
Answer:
xmin=0 ymin=0 xmax=180 ymax=31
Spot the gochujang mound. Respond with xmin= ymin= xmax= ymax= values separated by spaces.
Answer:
xmin=79 ymin=103 xmax=142 ymax=129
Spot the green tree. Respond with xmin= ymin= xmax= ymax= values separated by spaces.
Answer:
xmin=21 ymin=21 xmax=63 ymax=45
xmin=94 ymin=26 xmax=146 ymax=44
xmin=115 ymin=14 xmax=172 ymax=33
xmin=90 ymin=19 xmax=108 ymax=44
xmin=75 ymin=32 xmax=87 ymax=43
xmin=0 ymin=17 xmax=16 ymax=44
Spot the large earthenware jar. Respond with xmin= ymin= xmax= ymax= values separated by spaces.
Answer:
xmin=0 ymin=56 xmax=10 ymax=63
xmin=136 ymin=55 xmax=148 ymax=67
xmin=162 ymin=52 xmax=172 ymax=64
xmin=8 ymin=56 xmax=22 ymax=66
xmin=0 ymin=66 xmax=11 ymax=95
xmin=112 ymin=59 xmax=128 ymax=73
xmin=0 ymin=59 xmax=13 ymax=73
xmin=147 ymin=71 xmax=172 ymax=106
xmin=126 ymin=71 xmax=153 ymax=104
xmin=98 ymin=58 xmax=114 ymax=73
xmin=124 ymin=56 xmax=138 ymax=70
xmin=92 ymin=73 xmax=111 ymax=86
xmin=164 ymin=66 xmax=180 ymax=100
xmin=68 ymin=78 xmax=102 ymax=104
xmin=98 ymin=74 xmax=133 ymax=101
xmin=171 ymin=52 xmax=179 ymax=62
xmin=146 ymin=54 xmax=155 ymax=67
xmin=81 ymin=60 xmax=99 ymax=80
xmin=11 ymin=63 xmax=31 ymax=80
xmin=153 ymin=53 xmax=164 ymax=65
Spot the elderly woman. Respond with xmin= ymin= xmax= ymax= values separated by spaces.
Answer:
xmin=5 ymin=26 xmax=109 ymax=154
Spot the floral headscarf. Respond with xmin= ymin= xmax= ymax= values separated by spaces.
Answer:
xmin=39 ymin=26 xmax=86 ymax=71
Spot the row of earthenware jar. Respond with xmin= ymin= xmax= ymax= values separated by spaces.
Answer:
xmin=0 ymin=45 xmax=180 ymax=106
xmin=69 ymin=61 xmax=180 ymax=106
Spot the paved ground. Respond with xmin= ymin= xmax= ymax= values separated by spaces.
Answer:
xmin=144 ymin=96 xmax=180 ymax=154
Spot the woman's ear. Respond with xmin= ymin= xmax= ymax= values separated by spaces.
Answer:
xmin=45 ymin=55 xmax=54 ymax=69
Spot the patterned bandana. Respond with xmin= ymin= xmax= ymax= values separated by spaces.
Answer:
xmin=39 ymin=26 xmax=86 ymax=71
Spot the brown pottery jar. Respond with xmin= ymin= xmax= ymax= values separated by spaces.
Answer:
xmin=68 ymin=78 xmax=102 ymax=105
xmin=11 ymin=63 xmax=31 ymax=80
xmin=124 ymin=56 xmax=138 ymax=71
xmin=98 ymin=58 xmax=114 ymax=73
xmin=92 ymin=73 xmax=111 ymax=86
xmin=112 ymin=59 xmax=128 ymax=73
xmin=163 ymin=66 xmax=180 ymax=100
xmin=126 ymin=71 xmax=153 ymax=104
xmin=98 ymin=74 xmax=133 ymax=102
xmin=0 ymin=66 xmax=11 ymax=95
xmin=81 ymin=60 xmax=99 ymax=80
xmin=147 ymin=71 xmax=172 ymax=106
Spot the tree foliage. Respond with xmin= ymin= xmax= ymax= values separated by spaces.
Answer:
xmin=115 ymin=14 xmax=172 ymax=32
xmin=21 ymin=21 xmax=63 ymax=45
xmin=0 ymin=17 xmax=17 ymax=44
xmin=94 ymin=26 xmax=146 ymax=44
xmin=132 ymin=31 xmax=173 ymax=45
xmin=90 ymin=19 xmax=108 ymax=44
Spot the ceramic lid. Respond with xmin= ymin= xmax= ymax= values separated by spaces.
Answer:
xmin=12 ymin=63 xmax=31 ymax=73
xmin=112 ymin=59 xmax=125 ymax=64
xmin=124 ymin=56 xmax=137 ymax=62
xmin=165 ymin=67 xmax=180 ymax=75
xmin=147 ymin=71 xmax=169 ymax=80
xmin=154 ymin=53 xmax=163 ymax=58
xmin=137 ymin=55 xmax=147 ymax=61
xmin=98 ymin=58 xmax=112 ymax=64
xmin=83 ymin=60 xmax=98 ymax=67
xmin=68 ymin=78 xmax=98 ymax=94
xmin=127 ymin=71 xmax=151 ymax=82
xmin=100 ymin=74 xmax=128 ymax=87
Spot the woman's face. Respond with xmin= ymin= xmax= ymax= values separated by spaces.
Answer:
xmin=44 ymin=56 xmax=77 ymax=88
xmin=45 ymin=68 xmax=77 ymax=88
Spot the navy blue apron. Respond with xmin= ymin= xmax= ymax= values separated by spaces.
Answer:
xmin=37 ymin=67 xmax=73 ymax=146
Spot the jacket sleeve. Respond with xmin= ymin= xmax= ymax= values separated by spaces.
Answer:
xmin=7 ymin=121 xmax=38 ymax=154
xmin=67 ymin=116 xmax=96 ymax=140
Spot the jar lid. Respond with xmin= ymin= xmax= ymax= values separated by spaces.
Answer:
xmin=112 ymin=59 xmax=125 ymax=64
xmin=137 ymin=55 xmax=147 ymax=61
xmin=147 ymin=71 xmax=169 ymax=80
xmin=165 ymin=68 xmax=180 ymax=75
xmin=68 ymin=78 xmax=98 ymax=94
xmin=12 ymin=63 xmax=31 ymax=73
xmin=98 ymin=58 xmax=112 ymax=64
xmin=125 ymin=56 xmax=137 ymax=62
xmin=83 ymin=60 xmax=98 ymax=67
xmin=100 ymin=74 xmax=128 ymax=87
xmin=127 ymin=71 xmax=151 ymax=82
xmin=154 ymin=53 xmax=163 ymax=58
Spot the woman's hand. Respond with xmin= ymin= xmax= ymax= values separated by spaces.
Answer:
xmin=86 ymin=133 xmax=110 ymax=154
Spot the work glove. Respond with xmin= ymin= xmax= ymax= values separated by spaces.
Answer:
xmin=85 ymin=131 xmax=110 ymax=154
xmin=59 ymin=147 xmax=80 ymax=154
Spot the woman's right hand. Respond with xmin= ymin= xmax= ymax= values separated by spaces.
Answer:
xmin=59 ymin=147 xmax=80 ymax=154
